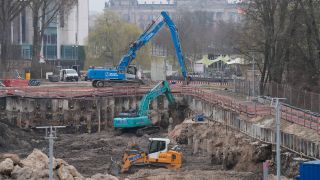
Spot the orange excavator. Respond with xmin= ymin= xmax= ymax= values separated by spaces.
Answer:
xmin=112 ymin=138 xmax=182 ymax=174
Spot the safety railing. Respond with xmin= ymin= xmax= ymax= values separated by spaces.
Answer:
xmin=179 ymin=86 xmax=320 ymax=134
xmin=168 ymin=80 xmax=233 ymax=87
xmin=179 ymin=86 xmax=271 ymax=117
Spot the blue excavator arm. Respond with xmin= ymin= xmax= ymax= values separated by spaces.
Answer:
xmin=117 ymin=11 xmax=189 ymax=81
xmin=137 ymin=81 xmax=175 ymax=116
xmin=117 ymin=20 xmax=165 ymax=72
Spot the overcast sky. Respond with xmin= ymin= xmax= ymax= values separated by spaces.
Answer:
xmin=89 ymin=0 xmax=106 ymax=13
xmin=89 ymin=0 xmax=236 ymax=13
xmin=89 ymin=0 xmax=176 ymax=13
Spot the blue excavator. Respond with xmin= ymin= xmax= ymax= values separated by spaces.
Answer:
xmin=114 ymin=80 xmax=175 ymax=136
xmin=87 ymin=11 xmax=190 ymax=87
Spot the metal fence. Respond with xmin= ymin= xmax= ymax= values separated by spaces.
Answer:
xmin=235 ymin=80 xmax=320 ymax=113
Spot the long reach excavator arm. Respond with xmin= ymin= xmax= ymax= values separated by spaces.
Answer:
xmin=88 ymin=11 xmax=189 ymax=87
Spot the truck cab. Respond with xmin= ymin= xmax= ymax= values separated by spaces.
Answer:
xmin=60 ymin=69 xmax=79 ymax=82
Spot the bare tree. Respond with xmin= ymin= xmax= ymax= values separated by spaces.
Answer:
xmin=0 ymin=0 xmax=30 ymax=77
xmin=293 ymin=0 xmax=320 ymax=89
xmin=239 ymin=0 xmax=302 ymax=93
xmin=29 ymin=0 xmax=76 ymax=78
xmin=240 ymin=0 xmax=320 ymax=93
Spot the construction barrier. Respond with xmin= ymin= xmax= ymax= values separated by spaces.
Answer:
xmin=2 ymin=79 xmax=29 ymax=87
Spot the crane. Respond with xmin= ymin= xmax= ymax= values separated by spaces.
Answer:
xmin=87 ymin=11 xmax=189 ymax=87
xmin=113 ymin=81 xmax=175 ymax=136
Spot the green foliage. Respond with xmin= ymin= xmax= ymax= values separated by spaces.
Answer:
xmin=85 ymin=12 xmax=151 ymax=69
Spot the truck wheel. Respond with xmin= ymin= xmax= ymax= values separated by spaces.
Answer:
xmin=92 ymin=81 xmax=97 ymax=87
xmin=96 ymin=81 xmax=104 ymax=88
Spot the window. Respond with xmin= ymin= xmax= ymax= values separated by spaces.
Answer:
xmin=43 ymin=34 xmax=57 ymax=45
xmin=51 ymin=34 xmax=57 ymax=44
xmin=149 ymin=141 xmax=166 ymax=154
xmin=216 ymin=12 xmax=223 ymax=20
xmin=66 ymin=69 xmax=77 ymax=74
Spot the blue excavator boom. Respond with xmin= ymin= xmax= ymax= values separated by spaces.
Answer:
xmin=87 ymin=11 xmax=189 ymax=87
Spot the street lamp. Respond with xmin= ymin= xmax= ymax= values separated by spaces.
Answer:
xmin=247 ymin=50 xmax=258 ymax=98
xmin=270 ymin=97 xmax=286 ymax=180
xmin=73 ymin=45 xmax=78 ymax=65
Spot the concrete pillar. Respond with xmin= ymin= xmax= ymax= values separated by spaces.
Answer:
xmin=128 ymin=97 xmax=133 ymax=109
xmin=204 ymin=103 xmax=209 ymax=116
xmin=86 ymin=113 xmax=92 ymax=134
xmin=62 ymin=100 xmax=68 ymax=110
xmin=97 ymin=100 xmax=101 ymax=133
xmin=100 ymin=98 xmax=107 ymax=130
xmin=123 ymin=98 xmax=130 ymax=110
xmin=150 ymin=110 xmax=159 ymax=125
xmin=25 ymin=113 xmax=30 ymax=128
xmin=201 ymin=139 xmax=207 ymax=156
xmin=152 ymin=99 xmax=158 ymax=110
xmin=168 ymin=117 xmax=173 ymax=132
xmin=163 ymin=98 xmax=169 ymax=109
xmin=51 ymin=99 xmax=58 ymax=112
xmin=108 ymin=98 xmax=115 ymax=128
xmin=192 ymin=99 xmax=196 ymax=110
xmin=207 ymin=139 xmax=213 ymax=156
xmin=193 ymin=137 xmax=200 ymax=154
xmin=133 ymin=97 xmax=138 ymax=110
xmin=158 ymin=96 xmax=164 ymax=110
xmin=187 ymin=124 xmax=193 ymax=146
xmin=17 ymin=110 xmax=22 ymax=128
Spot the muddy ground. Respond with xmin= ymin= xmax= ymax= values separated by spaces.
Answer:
xmin=0 ymin=105 xmax=305 ymax=180
xmin=1 ymin=118 xmax=261 ymax=179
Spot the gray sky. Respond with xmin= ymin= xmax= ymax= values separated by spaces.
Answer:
xmin=89 ymin=0 xmax=106 ymax=13
xmin=89 ymin=0 xmax=235 ymax=13
xmin=89 ymin=0 xmax=176 ymax=13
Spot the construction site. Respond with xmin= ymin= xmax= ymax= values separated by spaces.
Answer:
xmin=0 ymin=79 xmax=319 ymax=180
xmin=1 ymin=0 xmax=320 ymax=179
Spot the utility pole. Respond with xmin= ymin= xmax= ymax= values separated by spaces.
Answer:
xmin=270 ymin=98 xmax=286 ymax=180
xmin=37 ymin=126 xmax=66 ymax=180
xmin=252 ymin=54 xmax=255 ymax=98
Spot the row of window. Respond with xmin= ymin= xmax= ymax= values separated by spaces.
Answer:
xmin=21 ymin=45 xmax=83 ymax=60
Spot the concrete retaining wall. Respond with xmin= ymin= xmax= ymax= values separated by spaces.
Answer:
xmin=0 ymin=96 xmax=170 ymax=133
xmin=183 ymin=95 xmax=320 ymax=159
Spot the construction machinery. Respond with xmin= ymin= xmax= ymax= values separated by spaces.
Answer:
xmin=116 ymin=138 xmax=182 ymax=173
xmin=192 ymin=113 xmax=205 ymax=122
xmin=59 ymin=69 xmax=79 ymax=82
xmin=114 ymin=81 xmax=175 ymax=136
xmin=87 ymin=11 xmax=189 ymax=87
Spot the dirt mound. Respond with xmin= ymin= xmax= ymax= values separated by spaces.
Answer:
xmin=169 ymin=120 xmax=272 ymax=175
xmin=0 ymin=149 xmax=118 ymax=180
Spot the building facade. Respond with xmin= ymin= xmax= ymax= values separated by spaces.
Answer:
xmin=105 ymin=0 xmax=242 ymax=29
xmin=9 ymin=0 xmax=89 ymax=70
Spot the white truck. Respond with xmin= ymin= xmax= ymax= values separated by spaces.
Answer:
xmin=59 ymin=69 xmax=79 ymax=82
